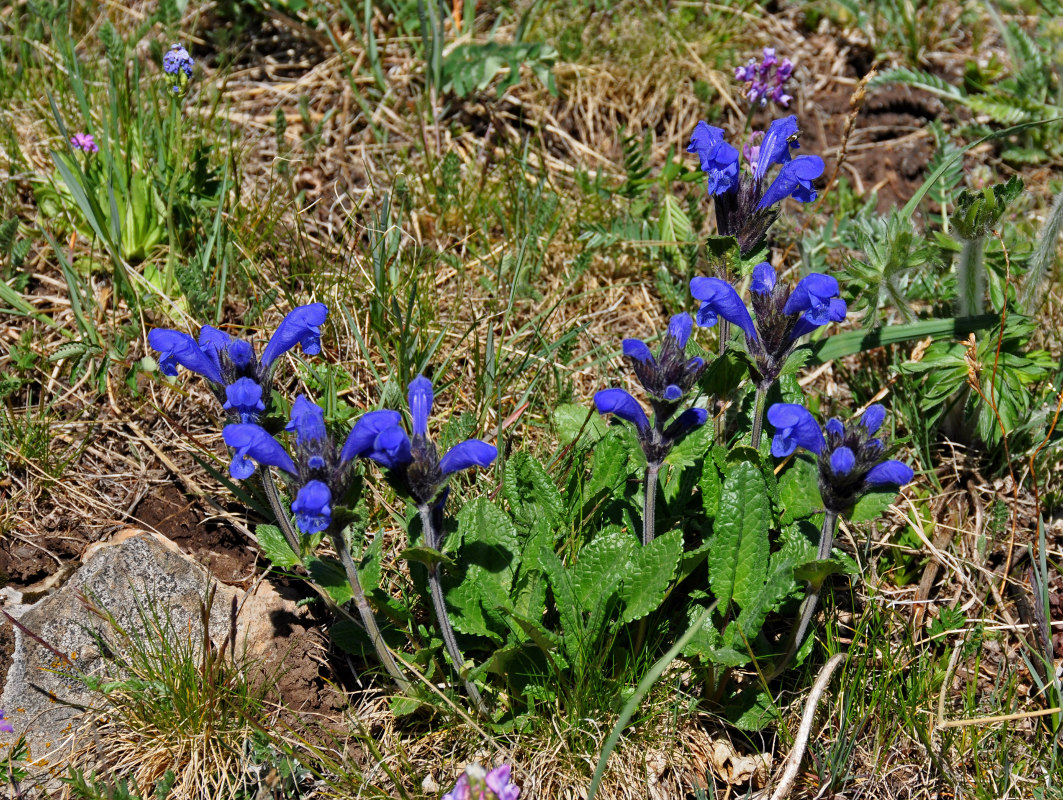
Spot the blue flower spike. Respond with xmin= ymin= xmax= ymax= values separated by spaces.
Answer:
xmin=148 ymin=303 xmax=329 ymax=424
xmin=768 ymin=402 xmax=914 ymax=513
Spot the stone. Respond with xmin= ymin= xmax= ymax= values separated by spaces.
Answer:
xmin=0 ymin=530 xmax=305 ymax=787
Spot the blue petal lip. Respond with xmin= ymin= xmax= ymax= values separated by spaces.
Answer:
xmin=291 ymin=480 xmax=332 ymax=534
xmin=687 ymin=122 xmax=740 ymax=195
xmin=829 ymin=446 xmax=856 ymax=476
xmin=791 ymin=296 xmax=846 ymax=340
xmin=867 ymin=460 xmax=914 ymax=487
xmin=260 ymin=303 xmax=328 ymax=367
xmin=753 ymin=115 xmax=799 ymax=182
xmin=439 ymin=439 xmax=497 ymax=475
xmin=767 ymin=403 xmax=825 ymax=456
xmin=222 ymin=378 xmax=265 ymax=422
xmin=340 ymin=409 xmax=402 ymax=463
xmin=198 ymin=325 xmax=231 ymax=374
xmin=750 ymin=262 xmax=777 ymax=295
xmin=783 ymin=273 xmax=839 ymax=316
xmin=285 ymin=395 xmax=327 ymax=445
xmin=367 ymin=425 xmax=413 ymax=469
xmin=825 ymin=418 xmax=844 ymax=437
xmin=148 ymin=328 xmax=225 ymax=384
xmin=222 ymin=423 xmax=297 ymax=478
xmin=665 ymin=407 xmax=707 ymax=439
xmin=689 ymin=277 xmax=757 ymax=342
xmin=594 ymin=388 xmax=649 ymax=433
xmin=408 ymin=375 xmax=434 ymax=437
xmin=622 ymin=338 xmax=655 ymax=364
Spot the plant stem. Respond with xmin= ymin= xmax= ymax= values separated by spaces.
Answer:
xmin=328 ymin=525 xmax=411 ymax=692
xmin=956 ymin=235 xmax=986 ymax=317
xmin=750 ymin=384 xmax=767 ymax=451
xmin=261 ymin=468 xmax=303 ymax=558
xmin=642 ymin=462 xmax=660 ymax=547
xmin=418 ymin=505 xmax=489 ymax=717
xmin=766 ymin=510 xmax=839 ymax=682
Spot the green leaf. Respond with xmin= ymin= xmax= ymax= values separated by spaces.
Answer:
xmin=793 ymin=558 xmax=850 ymax=588
xmin=699 ymin=456 xmax=721 ymax=518
xmin=735 ymin=542 xmax=801 ymax=638
xmin=399 ymin=546 xmax=453 ymax=569
xmin=553 ymin=403 xmax=608 ymax=448
xmin=587 ymin=428 xmax=636 ymax=500
xmin=664 ymin=420 xmax=712 ymax=470
xmin=306 ymin=557 xmax=353 ymax=605
xmin=504 ymin=452 xmax=563 ymax=527
xmin=810 ymin=315 xmax=1000 ymax=363
xmin=539 ymin=548 xmax=583 ymax=665
xmin=255 ymin=524 xmax=302 ymax=568
xmin=708 ymin=460 xmax=770 ymax=613
xmin=777 ymin=455 xmax=821 ymax=524
xmin=620 ymin=529 xmax=683 ymax=623
xmin=851 ymin=490 xmax=898 ymax=523
xmin=658 ymin=193 xmax=693 ymax=250
xmin=729 ymin=690 xmax=777 ymax=731
xmin=358 ymin=530 xmax=383 ymax=592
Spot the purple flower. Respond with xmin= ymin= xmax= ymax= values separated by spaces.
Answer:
xmin=358 ymin=375 xmax=497 ymax=509
xmin=162 ymin=44 xmax=194 ymax=77
xmin=736 ymin=48 xmax=794 ymax=109
xmin=687 ymin=122 xmax=740 ymax=196
xmin=291 ymin=480 xmax=331 ymax=535
xmin=0 ymin=709 xmax=13 ymax=735
xmin=70 ymin=133 xmax=98 ymax=154
xmin=148 ymin=303 xmax=328 ymax=423
xmin=768 ymin=402 xmax=914 ymax=513
xmin=443 ymin=764 xmax=520 ymax=800
xmin=757 ymin=155 xmax=825 ymax=209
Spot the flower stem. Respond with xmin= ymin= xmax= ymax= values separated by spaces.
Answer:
xmin=642 ymin=462 xmax=660 ymax=547
xmin=328 ymin=524 xmax=411 ymax=692
xmin=418 ymin=505 xmax=489 ymax=717
xmin=750 ymin=384 xmax=768 ymax=451
xmin=767 ymin=510 xmax=838 ymax=682
xmin=261 ymin=468 xmax=303 ymax=558
xmin=956 ymin=235 xmax=986 ymax=317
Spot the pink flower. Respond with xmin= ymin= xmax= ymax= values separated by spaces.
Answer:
xmin=70 ymin=133 xmax=98 ymax=154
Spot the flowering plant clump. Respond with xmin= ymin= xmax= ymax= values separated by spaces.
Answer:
xmin=162 ymin=43 xmax=194 ymax=93
xmin=148 ymin=303 xmax=327 ymax=423
xmin=690 ymin=261 xmax=846 ymax=392
xmin=687 ymin=115 xmax=824 ymax=256
xmin=767 ymin=402 xmax=914 ymax=513
xmin=735 ymin=47 xmax=794 ymax=108
xmin=443 ymin=764 xmax=520 ymax=800
xmin=69 ymin=133 xmax=98 ymax=154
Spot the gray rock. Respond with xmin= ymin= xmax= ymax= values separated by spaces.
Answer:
xmin=0 ymin=530 xmax=266 ymax=788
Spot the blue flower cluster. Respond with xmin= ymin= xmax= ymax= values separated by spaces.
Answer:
xmin=162 ymin=43 xmax=194 ymax=93
xmin=768 ymin=403 xmax=914 ymax=512
xmin=690 ymin=261 xmax=845 ymax=390
xmin=148 ymin=304 xmax=327 ymax=423
xmin=594 ymin=313 xmax=708 ymax=465
xmin=687 ymin=115 xmax=824 ymax=257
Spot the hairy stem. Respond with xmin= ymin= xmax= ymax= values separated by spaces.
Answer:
xmin=328 ymin=525 xmax=411 ymax=692
xmin=767 ymin=511 xmax=839 ymax=682
xmin=261 ymin=468 xmax=303 ymax=558
xmin=750 ymin=384 xmax=768 ymax=451
xmin=642 ymin=462 xmax=660 ymax=547
xmin=956 ymin=235 xmax=986 ymax=317
xmin=419 ymin=505 xmax=489 ymax=717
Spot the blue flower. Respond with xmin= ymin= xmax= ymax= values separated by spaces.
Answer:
xmin=752 ymin=115 xmax=799 ymax=182
xmin=750 ymin=262 xmax=776 ymax=295
xmin=162 ymin=44 xmax=194 ymax=77
xmin=594 ymin=388 xmax=650 ymax=434
xmin=768 ymin=402 xmax=914 ymax=513
xmin=148 ymin=303 xmax=328 ymax=423
xmin=690 ymin=277 xmax=758 ymax=341
xmin=291 ymin=480 xmax=331 ymax=535
xmin=757 ymin=156 xmax=825 ymax=209
xmin=286 ymin=395 xmax=327 ymax=446
xmin=358 ymin=375 xmax=497 ymax=506
xmin=223 ymin=424 xmax=297 ymax=480
xmin=687 ymin=122 xmax=741 ymax=196
xmin=339 ymin=410 xmax=402 ymax=463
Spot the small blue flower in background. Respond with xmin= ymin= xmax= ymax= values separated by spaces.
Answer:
xmin=687 ymin=114 xmax=824 ymax=258
xmin=767 ymin=402 xmax=914 ymax=513
xmin=443 ymin=763 xmax=520 ymax=800
xmin=222 ymin=394 xmax=376 ymax=535
xmin=162 ymin=43 xmax=194 ymax=93
xmin=594 ymin=313 xmax=708 ymax=465
xmin=148 ymin=303 xmax=327 ymax=423
xmin=690 ymin=262 xmax=845 ymax=390
xmin=355 ymin=375 xmax=497 ymax=515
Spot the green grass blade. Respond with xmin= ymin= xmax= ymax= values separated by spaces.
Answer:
xmin=809 ymin=315 xmax=1000 ymax=364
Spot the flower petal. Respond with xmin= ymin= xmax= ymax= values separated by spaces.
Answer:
xmin=439 ymin=439 xmax=498 ymax=475
xmin=866 ymin=460 xmax=914 ymax=487
xmin=783 ymin=273 xmax=839 ymax=316
xmin=260 ymin=303 xmax=329 ymax=367
xmin=485 ymin=765 xmax=520 ymax=800
xmin=757 ymin=155 xmax=824 ymax=209
xmin=622 ymin=338 xmax=655 ymax=365
xmin=291 ymin=480 xmax=331 ymax=535
xmin=689 ymin=277 xmax=757 ymax=342
xmin=408 ymin=374 xmax=434 ymax=437
xmin=825 ymin=418 xmax=844 ymax=437
xmin=198 ymin=325 xmax=231 ymax=374
xmin=367 ymin=425 xmax=412 ymax=469
xmin=667 ymin=313 xmax=694 ymax=349
xmin=791 ymin=296 xmax=846 ymax=340
xmin=767 ymin=403 xmax=824 ymax=456
xmin=753 ymin=115 xmax=799 ymax=182
xmin=148 ymin=328 xmax=224 ymax=384
xmin=750 ymin=262 xmax=777 ymax=295
xmin=594 ymin=388 xmax=649 ymax=433
xmin=222 ymin=377 xmax=265 ymax=422
xmin=829 ymin=446 xmax=856 ymax=476
xmin=285 ymin=395 xmax=327 ymax=445
xmin=664 ymin=407 xmax=708 ymax=439
xmin=687 ymin=121 xmax=740 ymax=195
xmin=860 ymin=404 xmax=886 ymax=435
xmin=340 ymin=409 xmax=402 ymax=463
xmin=222 ymin=424 xmax=296 ymax=478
